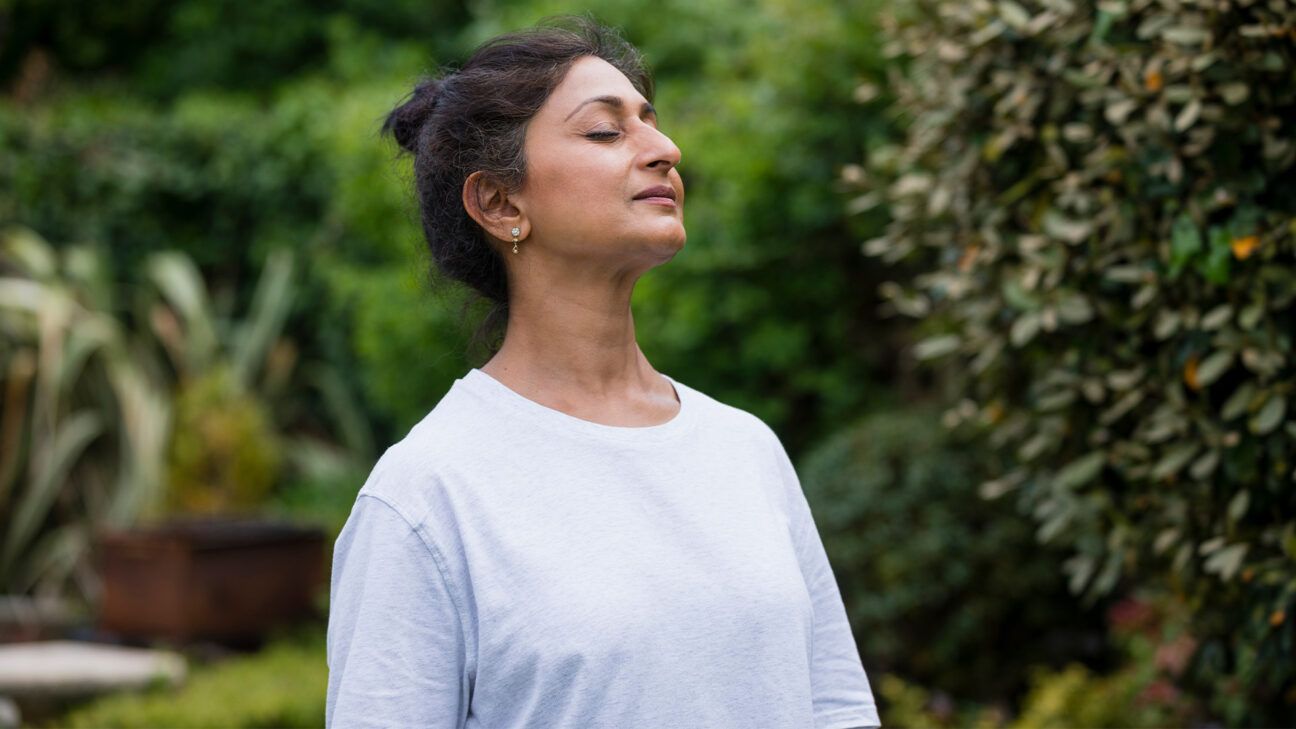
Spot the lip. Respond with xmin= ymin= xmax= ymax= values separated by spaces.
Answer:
xmin=633 ymin=184 xmax=677 ymax=202
xmin=636 ymin=197 xmax=677 ymax=207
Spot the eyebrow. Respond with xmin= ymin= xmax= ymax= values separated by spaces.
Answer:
xmin=564 ymin=95 xmax=657 ymax=122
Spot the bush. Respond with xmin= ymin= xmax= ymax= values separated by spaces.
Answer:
xmin=798 ymin=407 xmax=1113 ymax=702
xmin=165 ymin=365 xmax=283 ymax=516
xmin=0 ymin=49 xmax=455 ymax=444
xmin=0 ymin=227 xmax=172 ymax=600
xmin=847 ymin=0 xmax=1296 ymax=721
xmin=874 ymin=587 xmax=1214 ymax=727
xmin=46 ymin=622 xmax=327 ymax=728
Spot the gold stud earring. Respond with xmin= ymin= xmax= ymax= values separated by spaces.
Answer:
xmin=511 ymin=226 xmax=521 ymax=254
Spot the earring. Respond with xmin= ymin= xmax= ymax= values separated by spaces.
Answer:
xmin=511 ymin=226 xmax=521 ymax=254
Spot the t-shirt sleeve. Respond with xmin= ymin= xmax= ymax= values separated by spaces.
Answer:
xmin=771 ymin=436 xmax=883 ymax=729
xmin=326 ymin=493 xmax=469 ymax=729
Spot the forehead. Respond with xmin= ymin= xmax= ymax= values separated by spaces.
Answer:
xmin=544 ymin=56 xmax=645 ymax=116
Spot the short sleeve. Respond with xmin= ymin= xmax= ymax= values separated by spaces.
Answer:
xmin=326 ymin=494 xmax=469 ymax=729
xmin=772 ymin=439 xmax=883 ymax=729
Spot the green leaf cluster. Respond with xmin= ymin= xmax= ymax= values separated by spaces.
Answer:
xmin=798 ymin=407 xmax=1112 ymax=701
xmin=45 ymin=622 xmax=328 ymax=728
xmin=849 ymin=0 xmax=1296 ymax=721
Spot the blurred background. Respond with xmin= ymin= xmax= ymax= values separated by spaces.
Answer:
xmin=0 ymin=0 xmax=1293 ymax=726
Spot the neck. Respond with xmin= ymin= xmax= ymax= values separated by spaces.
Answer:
xmin=481 ymin=276 xmax=659 ymax=397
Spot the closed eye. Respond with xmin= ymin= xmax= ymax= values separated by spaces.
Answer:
xmin=585 ymin=131 xmax=621 ymax=140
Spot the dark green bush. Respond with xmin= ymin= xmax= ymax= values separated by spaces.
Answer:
xmin=847 ymin=0 xmax=1296 ymax=722
xmin=48 ymin=622 xmax=327 ymax=728
xmin=0 ymin=0 xmax=470 ymax=98
xmin=799 ymin=407 xmax=1113 ymax=702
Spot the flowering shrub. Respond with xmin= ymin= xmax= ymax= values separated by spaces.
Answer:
xmin=845 ymin=0 xmax=1296 ymax=720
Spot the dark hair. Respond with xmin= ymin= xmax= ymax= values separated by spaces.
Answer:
xmin=381 ymin=14 xmax=654 ymax=363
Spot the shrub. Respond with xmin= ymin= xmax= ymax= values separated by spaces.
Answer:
xmin=47 ymin=621 xmax=327 ymax=728
xmin=799 ymin=407 xmax=1113 ymax=702
xmin=165 ymin=365 xmax=282 ymax=516
xmin=874 ymin=587 xmax=1214 ymax=727
xmin=0 ymin=227 xmax=171 ymax=600
xmin=846 ymin=0 xmax=1296 ymax=720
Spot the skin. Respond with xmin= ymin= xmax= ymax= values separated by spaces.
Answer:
xmin=462 ymin=55 xmax=686 ymax=427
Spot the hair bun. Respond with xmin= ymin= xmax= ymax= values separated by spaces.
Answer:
xmin=383 ymin=76 xmax=446 ymax=153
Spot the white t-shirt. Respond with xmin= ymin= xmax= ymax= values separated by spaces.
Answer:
xmin=326 ymin=368 xmax=881 ymax=728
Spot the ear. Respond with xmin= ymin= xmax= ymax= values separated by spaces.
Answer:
xmin=463 ymin=171 xmax=526 ymax=244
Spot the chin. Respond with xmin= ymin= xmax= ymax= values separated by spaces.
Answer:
xmin=656 ymin=227 xmax=686 ymax=251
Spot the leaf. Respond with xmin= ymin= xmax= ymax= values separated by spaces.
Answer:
xmin=1106 ymin=368 xmax=1144 ymax=391
xmin=1198 ymin=536 xmax=1226 ymax=555
xmin=1093 ymin=549 xmax=1123 ymax=595
xmin=1200 ymin=304 xmax=1233 ymax=330
xmin=1100 ymin=389 xmax=1145 ymax=425
xmin=1239 ymin=303 xmax=1264 ymax=329
xmin=1193 ymin=350 xmax=1234 ymax=387
xmin=1197 ymin=237 xmax=1231 ymax=285
xmin=1054 ymin=452 xmax=1106 ymax=490
xmin=1189 ymin=449 xmax=1220 ymax=480
xmin=147 ymin=252 xmax=219 ymax=375
xmin=1221 ymin=382 xmax=1256 ymax=420
xmin=1249 ymin=394 xmax=1287 ymax=435
xmin=1163 ymin=26 xmax=1210 ymax=45
xmin=1064 ymin=553 xmax=1096 ymax=595
xmin=1152 ymin=442 xmax=1198 ymax=480
xmin=1010 ymin=312 xmax=1042 ymax=346
xmin=1105 ymin=98 xmax=1138 ymax=125
xmin=1037 ymin=389 xmax=1077 ymax=411
xmin=0 ymin=411 xmax=104 ymax=578
xmin=1 ymin=227 xmax=58 ymax=278
xmin=230 ymin=248 xmax=296 ymax=389
xmin=1018 ymin=431 xmax=1055 ymax=462
xmin=1043 ymin=211 xmax=1093 ymax=244
xmin=1204 ymin=543 xmax=1248 ymax=581
xmin=1218 ymin=82 xmax=1249 ymax=105
xmin=1057 ymin=294 xmax=1094 ymax=324
xmin=1228 ymin=490 xmax=1250 ymax=523
xmin=1154 ymin=310 xmax=1181 ymax=340
xmin=1154 ymin=528 xmax=1180 ymax=555
xmin=998 ymin=0 xmax=1031 ymax=30
xmin=1173 ymin=99 xmax=1202 ymax=131
xmin=914 ymin=335 xmax=961 ymax=360
xmin=1169 ymin=213 xmax=1202 ymax=276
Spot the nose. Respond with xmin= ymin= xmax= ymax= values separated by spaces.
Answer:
xmin=643 ymin=124 xmax=681 ymax=171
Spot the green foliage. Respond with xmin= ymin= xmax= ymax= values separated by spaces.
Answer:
xmin=1 ymin=0 xmax=470 ymax=98
xmin=875 ymin=673 xmax=1012 ymax=728
xmin=0 ymin=227 xmax=171 ymax=599
xmin=48 ymin=622 xmax=327 ymax=728
xmin=165 ymin=365 xmax=282 ymax=516
xmin=848 ymin=0 xmax=1296 ymax=721
xmin=876 ymin=587 xmax=1213 ymax=727
xmin=799 ymin=407 xmax=1111 ymax=701
xmin=1008 ymin=588 xmax=1210 ymax=728
xmin=0 ymin=228 xmax=365 ymax=603
xmin=0 ymin=27 xmax=480 ymax=441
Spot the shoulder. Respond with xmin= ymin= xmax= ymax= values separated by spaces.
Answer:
xmin=671 ymin=376 xmax=786 ymax=454
xmin=355 ymin=378 xmax=493 ymax=522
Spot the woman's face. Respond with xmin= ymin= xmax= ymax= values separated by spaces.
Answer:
xmin=515 ymin=55 xmax=685 ymax=262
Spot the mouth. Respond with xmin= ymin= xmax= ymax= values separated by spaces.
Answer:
xmin=633 ymin=185 xmax=678 ymax=204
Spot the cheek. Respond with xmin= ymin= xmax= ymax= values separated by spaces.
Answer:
xmin=527 ymin=155 xmax=624 ymax=221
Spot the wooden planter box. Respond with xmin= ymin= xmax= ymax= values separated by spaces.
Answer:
xmin=92 ymin=516 xmax=326 ymax=646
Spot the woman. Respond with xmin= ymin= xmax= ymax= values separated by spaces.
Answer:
xmin=325 ymin=15 xmax=881 ymax=729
